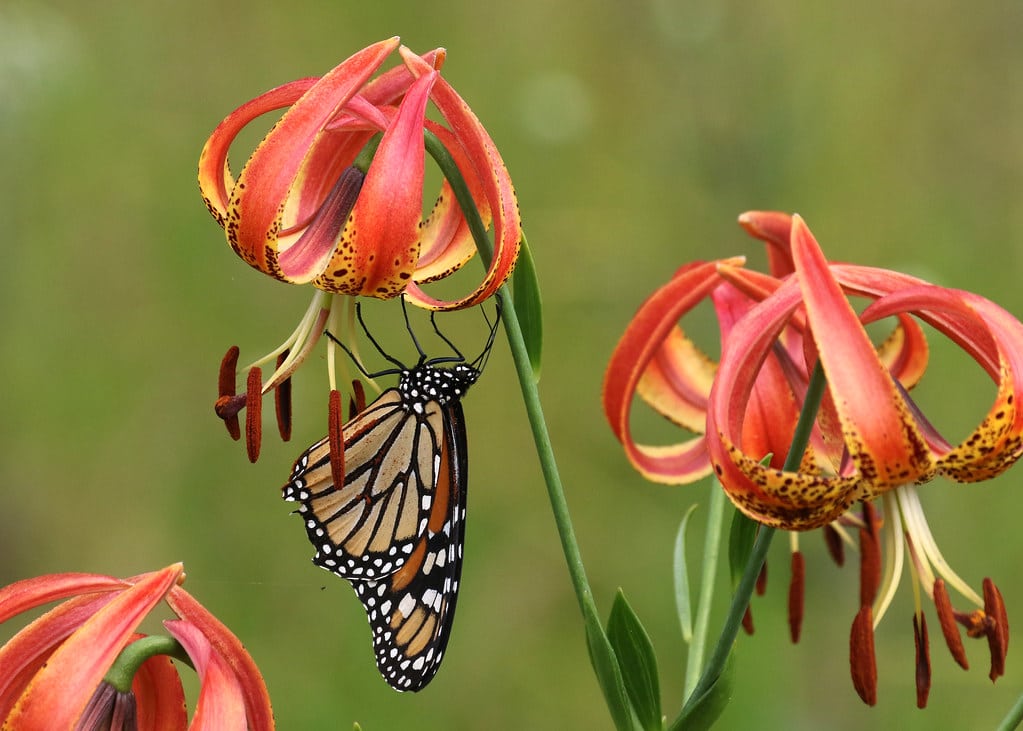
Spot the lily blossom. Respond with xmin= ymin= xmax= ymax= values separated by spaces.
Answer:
xmin=200 ymin=37 xmax=520 ymax=461
xmin=0 ymin=563 xmax=273 ymax=729
xmin=605 ymin=211 xmax=1018 ymax=706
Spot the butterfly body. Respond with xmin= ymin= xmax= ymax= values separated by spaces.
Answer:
xmin=283 ymin=361 xmax=479 ymax=691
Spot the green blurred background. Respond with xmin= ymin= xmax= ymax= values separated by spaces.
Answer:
xmin=2 ymin=1 xmax=1021 ymax=728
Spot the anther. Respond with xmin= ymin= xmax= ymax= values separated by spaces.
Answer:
xmin=245 ymin=367 xmax=262 ymax=462
xmin=216 ymin=345 xmax=241 ymax=440
xmin=932 ymin=579 xmax=968 ymax=669
xmin=823 ymin=523 xmax=845 ymax=566
xmin=850 ymin=605 xmax=878 ymax=706
xmin=789 ymin=550 xmax=805 ymax=643
xmin=914 ymin=612 xmax=931 ymax=708
xmin=328 ymin=389 xmax=346 ymax=489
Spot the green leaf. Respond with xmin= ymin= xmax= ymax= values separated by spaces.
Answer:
xmin=728 ymin=508 xmax=759 ymax=591
xmin=607 ymin=590 xmax=662 ymax=731
xmin=584 ymin=607 xmax=638 ymax=731
xmin=673 ymin=504 xmax=700 ymax=644
xmin=511 ymin=232 xmax=542 ymax=381
xmin=670 ymin=651 xmax=736 ymax=731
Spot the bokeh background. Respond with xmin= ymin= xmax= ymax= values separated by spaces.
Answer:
xmin=2 ymin=1 xmax=1022 ymax=729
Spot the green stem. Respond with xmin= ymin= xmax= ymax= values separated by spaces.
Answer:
xmin=677 ymin=361 xmax=827 ymax=722
xmin=683 ymin=483 xmax=727 ymax=700
xmin=104 ymin=635 xmax=192 ymax=693
xmin=426 ymin=129 xmax=598 ymax=620
xmin=996 ymin=693 xmax=1023 ymax=731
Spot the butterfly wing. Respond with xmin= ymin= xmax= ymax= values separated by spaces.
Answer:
xmin=282 ymin=389 xmax=442 ymax=581
xmin=354 ymin=398 xmax=468 ymax=691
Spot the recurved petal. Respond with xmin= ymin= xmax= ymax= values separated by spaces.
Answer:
xmin=198 ymin=78 xmax=316 ymax=227
xmin=4 ymin=565 xmax=183 ymax=729
xmin=636 ymin=327 xmax=716 ymax=433
xmin=603 ymin=260 xmax=735 ymax=483
xmin=228 ymin=38 xmax=399 ymax=277
xmin=0 ymin=572 xmax=128 ymax=623
xmin=313 ymin=70 xmax=437 ymax=297
xmin=791 ymin=216 xmax=934 ymax=491
xmin=166 ymin=587 xmax=273 ymax=730
xmin=0 ymin=593 xmax=119 ymax=722
xmin=164 ymin=621 xmax=248 ymax=730
xmin=132 ymin=654 xmax=188 ymax=731
xmin=400 ymin=48 xmax=521 ymax=311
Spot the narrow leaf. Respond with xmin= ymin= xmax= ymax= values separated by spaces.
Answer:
xmin=511 ymin=232 xmax=542 ymax=380
xmin=607 ymin=590 xmax=662 ymax=731
xmin=674 ymin=503 xmax=700 ymax=643
xmin=584 ymin=610 xmax=638 ymax=731
xmin=671 ymin=651 xmax=736 ymax=731
xmin=728 ymin=509 xmax=758 ymax=591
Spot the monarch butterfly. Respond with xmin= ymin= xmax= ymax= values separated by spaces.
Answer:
xmin=282 ymin=300 xmax=500 ymax=691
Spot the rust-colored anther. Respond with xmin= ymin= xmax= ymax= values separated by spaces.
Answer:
xmin=741 ymin=605 xmax=754 ymax=635
xmin=850 ymin=605 xmax=878 ymax=706
xmin=823 ymin=523 xmax=845 ymax=567
xmin=788 ymin=550 xmax=805 ymax=644
xmin=858 ymin=529 xmax=881 ymax=609
xmin=933 ymin=579 xmax=969 ymax=669
xmin=216 ymin=346 xmax=241 ymax=440
xmin=349 ymin=379 xmax=367 ymax=419
xmin=328 ymin=389 xmax=346 ymax=489
xmin=983 ymin=578 xmax=1008 ymax=682
xmin=274 ymin=349 xmax=293 ymax=442
xmin=913 ymin=612 xmax=931 ymax=709
xmin=245 ymin=367 xmax=263 ymax=463
xmin=756 ymin=561 xmax=768 ymax=596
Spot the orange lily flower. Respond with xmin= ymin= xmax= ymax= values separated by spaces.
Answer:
xmin=199 ymin=37 xmax=520 ymax=460
xmin=0 ymin=563 xmax=273 ymax=729
xmin=605 ymin=211 xmax=1018 ymax=706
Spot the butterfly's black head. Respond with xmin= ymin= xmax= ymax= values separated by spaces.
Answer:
xmin=399 ymin=362 xmax=480 ymax=410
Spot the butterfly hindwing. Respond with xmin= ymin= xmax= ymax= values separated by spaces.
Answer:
xmin=283 ymin=361 xmax=481 ymax=691
xmin=354 ymin=399 xmax=468 ymax=691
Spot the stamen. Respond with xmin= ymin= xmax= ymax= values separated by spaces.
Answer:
xmin=914 ymin=612 xmax=931 ymax=708
xmin=823 ymin=524 xmax=845 ymax=566
xmin=789 ymin=550 xmax=805 ymax=643
xmin=274 ymin=350 xmax=292 ymax=441
xmin=983 ymin=578 xmax=1008 ymax=682
xmin=859 ymin=502 xmax=881 ymax=608
xmin=216 ymin=346 xmax=241 ymax=440
xmin=328 ymin=389 xmax=346 ymax=489
xmin=245 ymin=368 xmax=262 ymax=462
xmin=741 ymin=606 xmax=754 ymax=635
xmin=350 ymin=379 xmax=367 ymax=418
xmin=850 ymin=605 xmax=878 ymax=706
xmin=933 ymin=579 xmax=969 ymax=669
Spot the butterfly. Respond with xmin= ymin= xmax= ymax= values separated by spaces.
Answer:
xmin=282 ymin=299 xmax=499 ymax=691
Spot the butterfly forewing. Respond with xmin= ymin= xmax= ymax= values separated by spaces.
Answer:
xmin=283 ymin=390 xmax=442 ymax=581
xmin=282 ymin=361 xmax=481 ymax=692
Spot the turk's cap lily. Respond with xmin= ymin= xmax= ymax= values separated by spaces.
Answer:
xmin=199 ymin=36 xmax=520 ymax=310
xmin=0 ymin=563 xmax=273 ymax=729
xmin=605 ymin=210 xmax=1018 ymax=705
xmin=707 ymin=213 xmax=1023 ymax=529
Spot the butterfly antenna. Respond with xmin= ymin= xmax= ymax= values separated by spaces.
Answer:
xmin=429 ymin=310 xmax=466 ymax=362
xmin=324 ymin=303 xmax=405 ymax=378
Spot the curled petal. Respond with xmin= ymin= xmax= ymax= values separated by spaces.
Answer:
xmin=400 ymin=48 xmax=521 ymax=310
xmin=790 ymin=216 xmax=934 ymax=494
xmin=603 ymin=260 xmax=737 ymax=483
xmin=5 ymin=565 xmax=183 ymax=729
xmin=165 ymin=620 xmax=247 ymax=730
xmin=166 ymin=587 xmax=273 ymax=729
xmin=225 ymin=38 xmax=399 ymax=277
xmin=132 ymin=654 xmax=188 ymax=731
